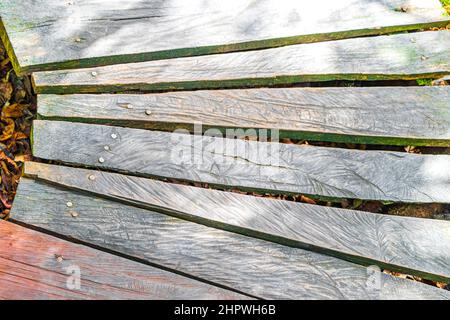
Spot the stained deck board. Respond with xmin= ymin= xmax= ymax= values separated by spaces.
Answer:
xmin=32 ymin=120 xmax=450 ymax=203
xmin=37 ymin=86 xmax=450 ymax=146
xmin=32 ymin=30 xmax=450 ymax=94
xmin=0 ymin=220 xmax=246 ymax=300
xmin=10 ymin=177 xmax=450 ymax=300
xmin=1 ymin=0 xmax=449 ymax=74
xmin=25 ymin=162 xmax=450 ymax=283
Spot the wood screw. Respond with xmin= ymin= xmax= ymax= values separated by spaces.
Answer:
xmin=88 ymin=174 xmax=96 ymax=181
xmin=70 ymin=211 xmax=79 ymax=218
xmin=117 ymin=102 xmax=133 ymax=109
xmin=98 ymin=157 xmax=105 ymax=163
xmin=91 ymin=71 xmax=98 ymax=77
xmin=66 ymin=201 xmax=73 ymax=207
xmin=145 ymin=109 xmax=152 ymax=115
xmin=111 ymin=133 xmax=118 ymax=139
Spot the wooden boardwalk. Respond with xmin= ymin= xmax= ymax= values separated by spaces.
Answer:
xmin=1 ymin=0 xmax=450 ymax=300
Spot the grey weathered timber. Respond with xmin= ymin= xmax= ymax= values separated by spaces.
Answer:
xmin=0 ymin=220 xmax=248 ymax=300
xmin=1 ymin=0 xmax=448 ymax=74
xmin=10 ymin=178 xmax=450 ymax=300
xmin=37 ymin=86 xmax=450 ymax=146
xmin=32 ymin=30 xmax=450 ymax=94
xmin=32 ymin=120 xmax=450 ymax=203
xmin=25 ymin=162 xmax=450 ymax=283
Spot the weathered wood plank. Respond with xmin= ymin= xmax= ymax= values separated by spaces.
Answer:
xmin=32 ymin=30 xmax=450 ymax=93
xmin=10 ymin=178 xmax=450 ymax=300
xmin=0 ymin=220 xmax=246 ymax=300
xmin=32 ymin=120 xmax=450 ymax=203
xmin=37 ymin=86 xmax=450 ymax=146
xmin=1 ymin=0 xmax=448 ymax=73
xmin=25 ymin=162 xmax=450 ymax=283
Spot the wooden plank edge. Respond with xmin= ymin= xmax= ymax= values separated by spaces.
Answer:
xmin=23 ymin=162 xmax=450 ymax=283
xmin=0 ymin=18 xmax=23 ymax=75
xmin=36 ymin=114 xmax=450 ymax=147
xmin=14 ymin=19 xmax=450 ymax=73
xmin=32 ymin=72 xmax=450 ymax=94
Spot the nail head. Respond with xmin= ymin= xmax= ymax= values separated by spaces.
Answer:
xmin=71 ymin=211 xmax=79 ymax=218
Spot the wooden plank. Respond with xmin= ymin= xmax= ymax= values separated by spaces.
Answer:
xmin=32 ymin=120 xmax=450 ymax=203
xmin=1 ymin=0 xmax=448 ymax=74
xmin=0 ymin=220 xmax=247 ymax=300
xmin=32 ymin=30 xmax=450 ymax=94
xmin=10 ymin=178 xmax=450 ymax=300
xmin=37 ymin=86 xmax=450 ymax=146
xmin=25 ymin=162 xmax=450 ymax=283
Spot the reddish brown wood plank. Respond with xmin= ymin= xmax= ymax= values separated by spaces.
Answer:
xmin=0 ymin=220 xmax=249 ymax=300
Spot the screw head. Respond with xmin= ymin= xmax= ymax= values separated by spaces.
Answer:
xmin=91 ymin=71 xmax=98 ymax=77
xmin=55 ymin=255 xmax=64 ymax=263
xmin=421 ymin=55 xmax=428 ymax=60
xmin=145 ymin=109 xmax=152 ymax=115
xmin=118 ymin=102 xmax=133 ymax=109
xmin=70 ymin=211 xmax=79 ymax=218
xmin=88 ymin=174 xmax=96 ymax=181
xmin=104 ymin=145 xmax=111 ymax=151
xmin=111 ymin=133 xmax=118 ymax=139
xmin=98 ymin=157 xmax=105 ymax=163
xmin=66 ymin=201 xmax=73 ymax=207
xmin=74 ymin=37 xmax=82 ymax=43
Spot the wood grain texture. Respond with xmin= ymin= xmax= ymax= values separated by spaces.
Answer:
xmin=1 ymin=0 xmax=448 ymax=73
xmin=25 ymin=162 xmax=450 ymax=283
xmin=10 ymin=178 xmax=450 ymax=300
xmin=0 ymin=220 xmax=246 ymax=300
xmin=32 ymin=30 xmax=450 ymax=93
xmin=37 ymin=86 xmax=450 ymax=146
xmin=32 ymin=120 xmax=450 ymax=203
